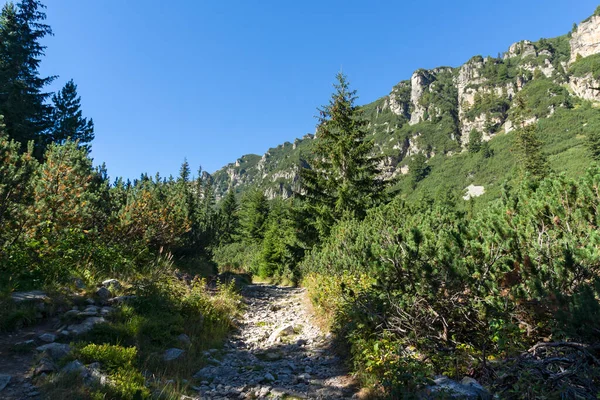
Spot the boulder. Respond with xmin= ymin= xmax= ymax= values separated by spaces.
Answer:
xmin=61 ymin=360 xmax=88 ymax=377
xmin=38 ymin=333 xmax=56 ymax=343
xmin=34 ymin=358 xmax=58 ymax=375
xmin=101 ymin=279 xmax=121 ymax=290
xmin=163 ymin=348 xmax=185 ymax=361
xmin=420 ymin=376 xmax=491 ymax=400
xmin=95 ymin=287 xmax=112 ymax=300
xmin=0 ymin=374 xmax=10 ymax=392
xmin=267 ymin=325 xmax=295 ymax=343
xmin=11 ymin=290 xmax=48 ymax=303
xmin=177 ymin=333 xmax=191 ymax=346
xmin=36 ymin=343 xmax=71 ymax=360
xmin=67 ymin=316 xmax=106 ymax=335
xmin=263 ymin=372 xmax=275 ymax=382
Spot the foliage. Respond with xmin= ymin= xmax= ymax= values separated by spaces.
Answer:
xmin=300 ymin=73 xmax=386 ymax=238
xmin=49 ymin=80 xmax=94 ymax=148
xmin=303 ymin=167 xmax=600 ymax=395
xmin=569 ymin=53 xmax=600 ymax=80
xmin=0 ymin=0 xmax=54 ymax=154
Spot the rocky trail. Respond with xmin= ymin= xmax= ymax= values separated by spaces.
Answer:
xmin=0 ymin=283 xmax=358 ymax=400
xmin=193 ymin=284 xmax=358 ymax=399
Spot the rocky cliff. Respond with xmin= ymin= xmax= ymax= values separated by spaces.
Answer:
xmin=210 ymin=8 xmax=600 ymax=200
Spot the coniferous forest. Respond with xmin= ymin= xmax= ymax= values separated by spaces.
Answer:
xmin=2 ymin=1 xmax=600 ymax=399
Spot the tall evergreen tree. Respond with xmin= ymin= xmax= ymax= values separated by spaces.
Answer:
xmin=50 ymin=79 xmax=94 ymax=147
xmin=217 ymin=189 xmax=238 ymax=245
xmin=0 ymin=0 xmax=54 ymax=153
xmin=238 ymin=188 xmax=269 ymax=243
xmin=514 ymin=124 xmax=549 ymax=179
xmin=300 ymin=73 xmax=385 ymax=236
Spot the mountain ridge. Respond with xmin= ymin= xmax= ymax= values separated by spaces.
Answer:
xmin=210 ymin=7 xmax=600 ymax=200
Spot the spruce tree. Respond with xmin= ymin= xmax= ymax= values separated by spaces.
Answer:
xmin=238 ymin=188 xmax=269 ymax=243
xmin=514 ymin=124 xmax=549 ymax=179
xmin=0 ymin=0 xmax=54 ymax=153
xmin=217 ymin=189 xmax=238 ymax=245
xmin=50 ymin=79 xmax=94 ymax=148
xmin=300 ymin=73 xmax=385 ymax=235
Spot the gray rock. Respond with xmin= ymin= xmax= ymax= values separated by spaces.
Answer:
xmin=68 ymin=316 xmax=106 ymax=335
xmin=163 ymin=348 xmax=185 ymax=361
xmin=100 ymin=306 xmax=114 ymax=316
xmin=34 ymin=358 xmax=57 ymax=375
xmin=36 ymin=343 xmax=71 ymax=360
xmin=108 ymin=295 xmax=136 ymax=304
xmin=95 ymin=287 xmax=112 ymax=300
xmin=11 ymin=290 xmax=48 ymax=303
xmin=267 ymin=325 xmax=295 ymax=343
xmin=101 ymin=279 xmax=121 ymax=290
xmin=193 ymin=366 xmax=217 ymax=380
xmin=263 ymin=372 xmax=275 ymax=382
xmin=420 ymin=376 xmax=491 ymax=400
xmin=0 ymin=374 xmax=10 ymax=392
xmin=64 ymin=309 xmax=80 ymax=318
xmin=38 ymin=333 xmax=56 ymax=343
xmin=296 ymin=373 xmax=311 ymax=383
xmin=177 ymin=333 xmax=191 ymax=346
xmin=62 ymin=360 xmax=87 ymax=376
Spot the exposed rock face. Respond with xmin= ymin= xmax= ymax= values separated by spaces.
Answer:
xmin=569 ymin=74 xmax=600 ymax=102
xmin=570 ymin=15 xmax=600 ymax=63
xmin=505 ymin=40 xmax=537 ymax=59
xmin=409 ymin=70 xmax=434 ymax=125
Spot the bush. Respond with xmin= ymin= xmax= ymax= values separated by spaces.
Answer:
xmin=303 ymin=168 xmax=600 ymax=395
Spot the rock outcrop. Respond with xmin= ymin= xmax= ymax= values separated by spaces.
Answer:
xmin=570 ymin=15 xmax=600 ymax=63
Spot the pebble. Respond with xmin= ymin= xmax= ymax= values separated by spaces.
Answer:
xmin=192 ymin=284 xmax=357 ymax=399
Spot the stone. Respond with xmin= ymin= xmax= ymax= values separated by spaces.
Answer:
xmin=64 ymin=309 xmax=80 ymax=318
xmin=463 ymin=185 xmax=485 ymax=200
xmin=0 ymin=374 xmax=10 ymax=392
xmin=263 ymin=372 xmax=275 ymax=382
xmin=296 ymin=373 xmax=311 ymax=383
xmin=36 ymin=343 xmax=71 ymax=360
xmin=38 ymin=333 xmax=56 ymax=343
xmin=100 ymin=306 xmax=114 ymax=316
xmin=34 ymin=358 xmax=57 ymax=375
xmin=420 ymin=376 xmax=491 ymax=400
xmin=68 ymin=316 xmax=106 ymax=335
xmin=95 ymin=287 xmax=112 ymax=300
xmin=177 ymin=333 xmax=191 ymax=346
xmin=62 ymin=360 xmax=87 ymax=376
xmin=193 ymin=366 xmax=216 ymax=380
xmin=102 ymin=279 xmax=121 ymax=290
xmin=163 ymin=348 xmax=185 ymax=361
xmin=108 ymin=295 xmax=136 ymax=304
xmin=11 ymin=290 xmax=49 ymax=303
xmin=267 ymin=325 xmax=295 ymax=343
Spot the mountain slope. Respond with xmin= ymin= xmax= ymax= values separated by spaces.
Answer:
xmin=211 ymin=8 xmax=600 ymax=201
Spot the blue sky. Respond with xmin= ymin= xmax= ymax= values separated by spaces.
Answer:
xmin=23 ymin=0 xmax=600 ymax=180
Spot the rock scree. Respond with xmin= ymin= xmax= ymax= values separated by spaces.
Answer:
xmin=193 ymin=284 xmax=358 ymax=399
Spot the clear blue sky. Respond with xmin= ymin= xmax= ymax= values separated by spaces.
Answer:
xmin=23 ymin=0 xmax=600 ymax=180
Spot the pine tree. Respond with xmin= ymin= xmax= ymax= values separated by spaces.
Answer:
xmin=587 ymin=130 xmax=600 ymax=161
xmin=0 ymin=0 xmax=54 ymax=153
xmin=300 ymin=73 xmax=385 ymax=235
xmin=409 ymin=153 xmax=430 ymax=186
xmin=50 ymin=79 xmax=94 ymax=148
xmin=217 ymin=189 xmax=238 ymax=245
xmin=514 ymin=124 xmax=549 ymax=179
xmin=468 ymin=129 xmax=482 ymax=153
xmin=238 ymin=188 xmax=269 ymax=243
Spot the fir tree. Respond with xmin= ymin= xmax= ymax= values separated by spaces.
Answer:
xmin=468 ymin=129 xmax=482 ymax=153
xmin=409 ymin=153 xmax=430 ymax=186
xmin=0 ymin=0 xmax=54 ymax=153
xmin=217 ymin=189 xmax=238 ymax=245
xmin=587 ymin=130 xmax=600 ymax=161
xmin=238 ymin=188 xmax=268 ymax=243
xmin=514 ymin=124 xmax=549 ymax=179
xmin=50 ymin=79 xmax=94 ymax=148
xmin=299 ymin=73 xmax=385 ymax=236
